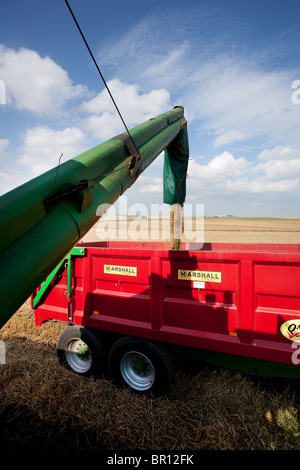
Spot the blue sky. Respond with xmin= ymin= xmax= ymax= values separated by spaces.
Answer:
xmin=1 ymin=0 xmax=300 ymax=217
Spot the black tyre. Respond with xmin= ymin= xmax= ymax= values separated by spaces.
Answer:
xmin=57 ymin=325 xmax=107 ymax=378
xmin=108 ymin=336 xmax=174 ymax=396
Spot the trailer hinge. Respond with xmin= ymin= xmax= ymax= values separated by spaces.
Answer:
xmin=66 ymin=297 xmax=76 ymax=324
xmin=68 ymin=302 xmax=72 ymax=323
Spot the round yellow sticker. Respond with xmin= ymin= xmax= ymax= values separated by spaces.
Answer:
xmin=280 ymin=319 xmax=300 ymax=342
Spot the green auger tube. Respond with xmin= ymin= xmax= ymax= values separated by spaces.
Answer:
xmin=0 ymin=106 xmax=189 ymax=329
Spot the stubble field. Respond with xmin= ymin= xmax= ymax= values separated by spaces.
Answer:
xmin=1 ymin=217 xmax=300 ymax=451
xmin=82 ymin=216 xmax=300 ymax=244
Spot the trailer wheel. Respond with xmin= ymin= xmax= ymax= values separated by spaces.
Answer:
xmin=57 ymin=326 xmax=107 ymax=378
xmin=108 ymin=337 xmax=174 ymax=396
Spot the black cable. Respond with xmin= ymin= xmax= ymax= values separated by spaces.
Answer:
xmin=65 ymin=0 xmax=139 ymax=156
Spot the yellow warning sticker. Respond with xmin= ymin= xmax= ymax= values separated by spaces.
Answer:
xmin=104 ymin=264 xmax=137 ymax=276
xmin=280 ymin=319 xmax=300 ymax=342
xmin=178 ymin=269 xmax=222 ymax=283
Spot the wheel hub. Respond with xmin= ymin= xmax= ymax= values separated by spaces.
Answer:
xmin=133 ymin=356 xmax=149 ymax=374
xmin=65 ymin=338 xmax=92 ymax=373
xmin=120 ymin=351 xmax=155 ymax=391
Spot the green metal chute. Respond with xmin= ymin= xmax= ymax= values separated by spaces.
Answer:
xmin=163 ymin=115 xmax=189 ymax=205
xmin=0 ymin=106 xmax=188 ymax=329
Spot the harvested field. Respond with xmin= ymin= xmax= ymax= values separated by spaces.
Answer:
xmin=1 ymin=218 xmax=300 ymax=451
xmin=202 ymin=217 xmax=300 ymax=244
xmin=83 ymin=216 xmax=300 ymax=244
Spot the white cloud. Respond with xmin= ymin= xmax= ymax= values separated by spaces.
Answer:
xmin=80 ymin=112 xmax=121 ymax=142
xmin=80 ymin=79 xmax=170 ymax=140
xmin=18 ymin=126 xmax=87 ymax=175
xmin=0 ymin=167 xmax=28 ymax=195
xmin=92 ymin=9 xmax=300 ymax=166
xmin=134 ymin=146 xmax=300 ymax=203
xmin=184 ymin=58 xmax=299 ymax=147
xmin=258 ymin=145 xmax=300 ymax=161
xmin=137 ymin=151 xmax=251 ymax=198
xmin=214 ymin=129 xmax=248 ymax=148
xmin=139 ymin=176 xmax=163 ymax=193
xmin=0 ymin=170 xmax=15 ymax=183
xmin=0 ymin=45 xmax=86 ymax=116
xmin=111 ymin=25 xmax=298 ymax=148
xmin=227 ymin=177 xmax=300 ymax=194
xmin=256 ymin=158 xmax=300 ymax=182
xmin=189 ymin=151 xmax=249 ymax=181
xmin=186 ymin=146 xmax=300 ymax=197
xmin=142 ymin=42 xmax=190 ymax=89
xmin=97 ymin=18 xmax=154 ymax=69
xmin=1 ymin=14 xmax=299 ymax=216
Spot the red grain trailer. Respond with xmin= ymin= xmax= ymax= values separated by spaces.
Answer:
xmin=32 ymin=241 xmax=300 ymax=395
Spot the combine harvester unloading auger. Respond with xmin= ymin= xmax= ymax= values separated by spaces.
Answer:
xmin=0 ymin=106 xmax=189 ymax=330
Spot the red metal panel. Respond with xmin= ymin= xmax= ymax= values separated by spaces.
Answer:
xmin=161 ymin=254 xmax=239 ymax=337
xmin=84 ymin=251 xmax=151 ymax=326
xmin=254 ymin=261 xmax=300 ymax=344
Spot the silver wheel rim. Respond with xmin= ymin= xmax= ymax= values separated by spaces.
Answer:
xmin=120 ymin=351 xmax=155 ymax=391
xmin=65 ymin=338 xmax=92 ymax=373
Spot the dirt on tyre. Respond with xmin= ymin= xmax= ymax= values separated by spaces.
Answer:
xmin=108 ymin=336 xmax=174 ymax=396
xmin=57 ymin=325 xmax=108 ymax=378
